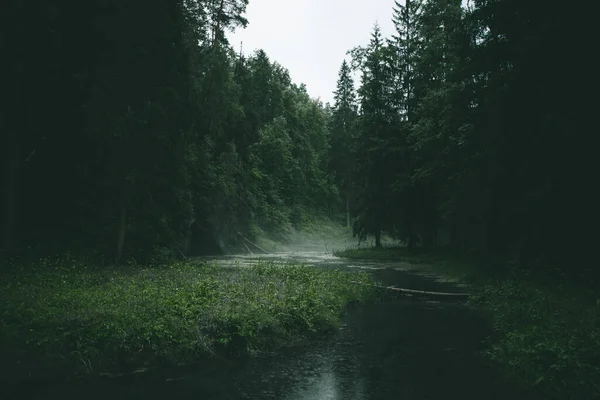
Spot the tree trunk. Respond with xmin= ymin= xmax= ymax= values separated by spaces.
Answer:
xmin=115 ymin=183 xmax=127 ymax=265
xmin=2 ymin=129 xmax=19 ymax=252
xmin=375 ymin=230 xmax=382 ymax=248
xmin=423 ymin=222 xmax=435 ymax=248
xmin=408 ymin=233 xmax=418 ymax=250
xmin=346 ymin=195 xmax=351 ymax=228
xmin=183 ymin=217 xmax=195 ymax=255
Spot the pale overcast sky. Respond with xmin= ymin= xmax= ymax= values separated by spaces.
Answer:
xmin=226 ymin=0 xmax=397 ymax=105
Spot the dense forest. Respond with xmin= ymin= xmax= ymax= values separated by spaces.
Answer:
xmin=2 ymin=0 xmax=339 ymax=261
xmin=1 ymin=0 xmax=593 ymax=278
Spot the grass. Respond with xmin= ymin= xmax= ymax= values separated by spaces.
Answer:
xmin=335 ymin=245 xmax=600 ymax=400
xmin=0 ymin=255 xmax=376 ymax=383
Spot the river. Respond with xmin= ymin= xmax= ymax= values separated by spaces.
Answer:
xmin=15 ymin=249 xmax=536 ymax=400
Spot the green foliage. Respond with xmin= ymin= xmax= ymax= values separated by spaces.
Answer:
xmin=334 ymin=0 xmax=593 ymax=272
xmin=1 ymin=0 xmax=342 ymax=258
xmin=329 ymin=60 xmax=359 ymax=197
xmin=472 ymin=280 xmax=600 ymax=400
xmin=350 ymin=24 xmax=399 ymax=246
xmin=0 ymin=257 xmax=375 ymax=380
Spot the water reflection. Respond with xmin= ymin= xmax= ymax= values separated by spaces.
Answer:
xmin=278 ymin=344 xmax=365 ymax=400
xmin=285 ymin=369 xmax=342 ymax=400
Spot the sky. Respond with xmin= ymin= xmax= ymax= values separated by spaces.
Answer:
xmin=226 ymin=0 xmax=398 ymax=106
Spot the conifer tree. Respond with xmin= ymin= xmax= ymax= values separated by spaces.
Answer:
xmin=352 ymin=24 xmax=396 ymax=247
xmin=330 ymin=60 xmax=358 ymax=226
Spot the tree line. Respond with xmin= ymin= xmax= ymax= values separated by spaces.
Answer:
xmin=328 ymin=0 xmax=593 ymax=279
xmin=2 ymin=0 xmax=593 ymax=279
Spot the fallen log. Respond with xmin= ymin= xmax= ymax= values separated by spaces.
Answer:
xmin=177 ymin=248 xmax=188 ymax=260
xmin=350 ymin=281 xmax=469 ymax=300
xmin=242 ymin=240 xmax=254 ymax=255
xmin=237 ymin=232 xmax=269 ymax=254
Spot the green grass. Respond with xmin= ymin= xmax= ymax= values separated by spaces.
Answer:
xmin=333 ymin=246 xmax=438 ymax=263
xmin=0 ymin=255 xmax=376 ymax=382
xmin=335 ymin=246 xmax=600 ymax=400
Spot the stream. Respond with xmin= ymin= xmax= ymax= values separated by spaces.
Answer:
xmin=14 ymin=249 xmax=536 ymax=400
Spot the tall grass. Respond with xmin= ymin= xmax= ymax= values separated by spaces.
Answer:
xmin=0 ymin=256 xmax=375 ymax=382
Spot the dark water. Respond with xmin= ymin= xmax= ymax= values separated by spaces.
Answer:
xmin=9 ymin=251 xmax=535 ymax=400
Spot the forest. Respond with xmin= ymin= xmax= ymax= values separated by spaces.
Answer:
xmin=0 ymin=0 xmax=597 ymax=397
xmin=2 ymin=0 xmax=339 ymax=261
xmin=2 ymin=0 xmax=593 ymax=279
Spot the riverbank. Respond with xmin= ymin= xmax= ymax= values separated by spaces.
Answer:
xmin=0 ymin=256 xmax=375 ymax=384
xmin=334 ymin=246 xmax=600 ymax=400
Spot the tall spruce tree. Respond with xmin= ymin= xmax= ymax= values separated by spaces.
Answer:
xmin=384 ymin=0 xmax=425 ymax=247
xmin=352 ymin=24 xmax=396 ymax=247
xmin=329 ymin=60 xmax=358 ymax=227
xmin=388 ymin=0 xmax=423 ymax=121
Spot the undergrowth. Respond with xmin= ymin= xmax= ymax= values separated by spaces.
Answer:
xmin=335 ymin=246 xmax=600 ymax=400
xmin=0 ymin=255 xmax=375 ymax=382
xmin=471 ymin=279 xmax=600 ymax=400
